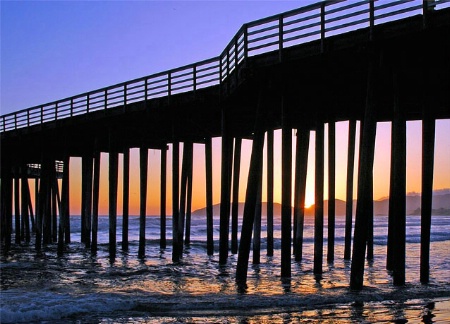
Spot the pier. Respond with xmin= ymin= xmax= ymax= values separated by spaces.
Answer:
xmin=1 ymin=0 xmax=449 ymax=290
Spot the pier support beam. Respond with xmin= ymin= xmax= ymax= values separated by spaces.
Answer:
xmin=367 ymin=175 xmax=374 ymax=261
xmin=294 ymin=127 xmax=310 ymax=262
xmin=122 ymin=149 xmax=130 ymax=251
xmin=281 ymin=96 xmax=292 ymax=278
xmin=390 ymin=72 xmax=406 ymax=286
xmin=236 ymin=94 xmax=265 ymax=284
xmin=327 ymin=121 xmax=336 ymax=263
xmin=139 ymin=146 xmax=148 ymax=259
xmin=205 ymin=138 xmax=214 ymax=256
xmin=81 ymin=153 xmax=93 ymax=248
xmin=1 ymin=160 xmax=13 ymax=254
xmin=172 ymin=141 xmax=181 ymax=262
xmin=231 ymin=138 xmax=242 ymax=254
xmin=185 ymin=145 xmax=194 ymax=246
xmin=58 ymin=156 xmax=70 ymax=255
xmin=160 ymin=146 xmax=167 ymax=249
xmin=21 ymin=167 xmax=30 ymax=243
xmin=266 ymin=130 xmax=274 ymax=257
xmin=109 ymin=150 xmax=119 ymax=259
xmin=14 ymin=170 xmax=20 ymax=244
xmin=344 ymin=120 xmax=356 ymax=260
xmin=219 ymin=107 xmax=232 ymax=265
xmin=179 ymin=142 xmax=193 ymax=250
xmin=314 ymin=122 xmax=324 ymax=275
xmin=42 ymin=159 xmax=53 ymax=245
xmin=420 ymin=116 xmax=435 ymax=284
xmin=253 ymin=165 xmax=263 ymax=265
xmin=350 ymin=57 xmax=377 ymax=290
xmin=91 ymin=150 xmax=101 ymax=254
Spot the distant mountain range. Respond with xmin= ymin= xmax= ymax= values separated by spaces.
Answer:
xmin=192 ymin=190 xmax=450 ymax=217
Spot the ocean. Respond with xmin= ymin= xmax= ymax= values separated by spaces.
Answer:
xmin=1 ymin=214 xmax=449 ymax=323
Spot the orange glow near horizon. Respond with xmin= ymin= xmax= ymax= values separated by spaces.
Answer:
xmin=56 ymin=119 xmax=450 ymax=216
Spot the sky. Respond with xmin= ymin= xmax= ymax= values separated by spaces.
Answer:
xmin=1 ymin=1 xmax=449 ymax=216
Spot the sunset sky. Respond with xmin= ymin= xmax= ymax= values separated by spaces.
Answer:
xmin=2 ymin=1 xmax=449 ymax=216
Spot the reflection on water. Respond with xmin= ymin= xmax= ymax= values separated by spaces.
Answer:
xmin=1 ymin=215 xmax=450 ymax=323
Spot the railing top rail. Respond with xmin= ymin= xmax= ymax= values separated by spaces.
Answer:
xmin=1 ymin=0 xmax=446 ymax=133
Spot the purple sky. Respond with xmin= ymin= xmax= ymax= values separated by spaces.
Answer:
xmin=1 ymin=0 xmax=319 ymax=114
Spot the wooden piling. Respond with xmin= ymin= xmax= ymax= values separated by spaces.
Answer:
xmin=34 ymin=178 xmax=39 ymax=234
xmin=314 ymin=122 xmax=324 ymax=275
xmin=231 ymin=137 xmax=242 ymax=254
xmin=160 ymin=146 xmax=167 ymax=249
xmin=27 ymin=181 xmax=36 ymax=234
xmin=219 ymin=107 xmax=232 ymax=265
xmin=51 ymin=174 xmax=58 ymax=243
xmin=344 ymin=120 xmax=356 ymax=260
xmin=205 ymin=138 xmax=214 ymax=256
xmin=42 ymin=160 xmax=52 ymax=245
xmin=236 ymin=97 xmax=265 ymax=284
xmin=266 ymin=130 xmax=274 ymax=257
xmin=109 ymin=150 xmax=119 ymax=259
xmin=185 ymin=144 xmax=194 ymax=246
xmin=420 ymin=116 xmax=435 ymax=284
xmin=281 ymin=96 xmax=292 ymax=278
xmin=139 ymin=146 xmax=148 ymax=259
xmin=36 ymin=158 xmax=51 ymax=251
xmin=172 ymin=141 xmax=181 ymax=262
xmin=327 ymin=122 xmax=336 ymax=263
xmin=253 ymin=165 xmax=262 ymax=265
xmin=366 ymin=174 xmax=374 ymax=261
xmin=350 ymin=57 xmax=377 ymax=290
xmin=1 ymin=161 xmax=13 ymax=253
xmin=58 ymin=156 xmax=69 ymax=255
xmin=91 ymin=150 xmax=101 ymax=253
xmin=294 ymin=127 xmax=310 ymax=262
xmin=179 ymin=142 xmax=191 ymax=252
xmin=391 ymin=71 xmax=406 ymax=286
xmin=122 ymin=149 xmax=129 ymax=251
xmin=14 ymin=170 xmax=20 ymax=244
xmin=82 ymin=154 xmax=93 ymax=248
xmin=387 ymin=119 xmax=396 ymax=271
xmin=21 ymin=169 xmax=30 ymax=243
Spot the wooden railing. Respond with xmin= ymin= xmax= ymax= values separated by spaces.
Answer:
xmin=1 ymin=0 xmax=448 ymax=133
xmin=27 ymin=161 xmax=64 ymax=176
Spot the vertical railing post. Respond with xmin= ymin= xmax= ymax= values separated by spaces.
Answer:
xmin=243 ymin=24 xmax=248 ymax=61
xmin=234 ymin=37 xmax=239 ymax=84
xmin=124 ymin=84 xmax=127 ymax=109
xmin=104 ymin=89 xmax=108 ymax=110
xmin=423 ymin=0 xmax=435 ymax=29
xmin=145 ymin=78 xmax=149 ymax=101
xmin=55 ymin=103 xmax=58 ymax=121
xmin=219 ymin=54 xmax=224 ymax=85
xmin=27 ymin=110 xmax=30 ymax=127
xmin=193 ymin=64 xmax=197 ymax=93
xmin=234 ymin=37 xmax=238 ymax=68
xmin=226 ymin=47 xmax=230 ymax=80
xmin=87 ymin=94 xmax=90 ymax=114
xmin=321 ymin=2 xmax=326 ymax=52
xmin=369 ymin=0 xmax=375 ymax=41
xmin=41 ymin=106 xmax=44 ymax=124
xmin=279 ymin=15 xmax=284 ymax=62
xmin=70 ymin=99 xmax=74 ymax=117
xmin=168 ymin=72 xmax=172 ymax=104
xmin=14 ymin=114 xmax=17 ymax=130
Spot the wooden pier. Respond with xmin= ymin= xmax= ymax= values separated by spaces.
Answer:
xmin=1 ymin=0 xmax=449 ymax=290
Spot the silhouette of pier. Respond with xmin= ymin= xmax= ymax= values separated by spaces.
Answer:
xmin=1 ymin=0 xmax=449 ymax=290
